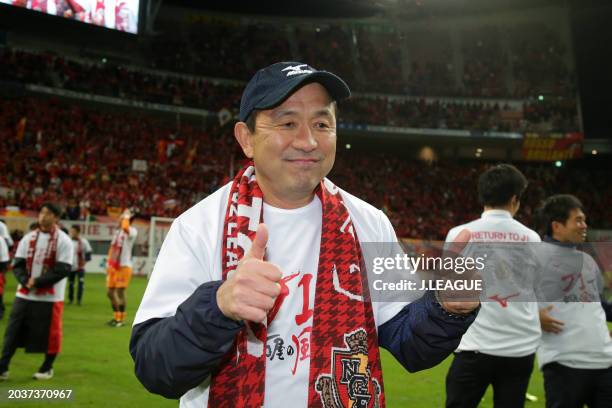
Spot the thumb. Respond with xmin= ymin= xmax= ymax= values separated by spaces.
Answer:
xmin=247 ymin=223 xmax=268 ymax=260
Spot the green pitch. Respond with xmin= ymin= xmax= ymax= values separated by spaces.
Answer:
xmin=0 ymin=274 xmax=550 ymax=407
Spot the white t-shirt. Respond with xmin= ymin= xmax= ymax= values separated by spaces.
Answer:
xmin=537 ymin=242 xmax=612 ymax=369
xmin=15 ymin=228 xmax=73 ymax=302
xmin=134 ymin=181 xmax=407 ymax=408
xmin=446 ymin=210 xmax=542 ymax=357
xmin=110 ymin=226 xmax=137 ymax=268
xmin=0 ymin=221 xmax=13 ymax=248
xmin=71 ymin=237 xmax=93 ymax=271
xmin=0 ymin=237 xmax=8 ymax=264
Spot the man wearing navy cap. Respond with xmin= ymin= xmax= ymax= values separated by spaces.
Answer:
xmin=130 ymin=62 xmax=479 ymax=407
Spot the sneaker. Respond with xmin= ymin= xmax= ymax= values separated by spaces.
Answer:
xmin=106 ymin=319 xmax=117 ymax=327
xmin=114 ymin=321 xmax=125 ymax=327
xmin=0 ymin=371 xmax=8 ymax=381
xmin=33 ymin=369 xmax=53 ymax=380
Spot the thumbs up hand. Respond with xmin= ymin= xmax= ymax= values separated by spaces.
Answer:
xmin=438 ymin=229 xmax=481 ymax=315
xmin=216 ymin=224 xmax=282 ymax=323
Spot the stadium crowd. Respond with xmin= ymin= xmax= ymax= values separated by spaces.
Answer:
xmin=149 ymin=19 xmax=573 ymax=98
xmin=0 ymin=47 xmax=579 ymax=133
xmin=0 ymin=98 xmax=606 ymax=240
xmin=0 ymin=98 xmax=234 ymax=220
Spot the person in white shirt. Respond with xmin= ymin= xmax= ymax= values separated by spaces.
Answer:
xmin=535 ymin=194 xmax=612 ymax=408
xmin=0 ymin=220 xmax=14 ymax=249
xmin=0 ymin=237 xmax=9 ymax=320
xmin=445 ymin=164 xmax=542 ymax=408
xmin=106 ymin=208 xmax=137 ymax=327
xmin=0 ymin=219 xmax=12 ymax=320
xmin=130 ymin=61 xmax=480 ymax=408
xmin=0 ymin=203 xmax=73 ymax=381
xmin=68 ymin=225 xmax=92 ymax=305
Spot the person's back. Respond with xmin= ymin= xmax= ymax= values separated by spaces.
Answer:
xmin=447 ymin=213 xmax=541 ymax=356
xmin=445 ymin=164 xmax=541 ymax=408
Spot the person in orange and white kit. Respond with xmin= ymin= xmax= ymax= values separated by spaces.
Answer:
xmin=106 ymin=208 xmax=137 ymax=327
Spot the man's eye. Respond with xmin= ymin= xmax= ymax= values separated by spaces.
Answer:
xmin=315 ymin=122 xmax=330 ymax=129
xmin=281 ymin=122 xmax=295 ymax=128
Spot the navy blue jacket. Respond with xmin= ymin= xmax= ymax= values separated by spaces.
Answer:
xmin=130 ymin=282 xmax=477 ymax=399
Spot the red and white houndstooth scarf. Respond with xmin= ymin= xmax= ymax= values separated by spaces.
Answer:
xmin=208 ymin=163 xmax=384 ymax=408
xmin=19 ymin=226 xmax=58 ymax=296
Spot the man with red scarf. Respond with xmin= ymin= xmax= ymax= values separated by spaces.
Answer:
xmin=130 ymin=62 xmax=480 ymax=407
xmin=0 ymin=203 xmax=72 ymax=381
xmin=106 ymin=208 xmax=137 ymax=327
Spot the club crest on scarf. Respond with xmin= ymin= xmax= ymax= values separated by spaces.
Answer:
xmin=315 ymin=329 xmax=382 ymax=408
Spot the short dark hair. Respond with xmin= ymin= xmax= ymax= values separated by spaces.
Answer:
xmin=70 ymin=225 xmax=81 ymax=233
xmin=40 ymin=202 xmax=61 ymax=217
xmin=535 ymin=194 xmax=584 ymax=237
xmin=245 ymin=110 xmax=260 ymax=133
xmin=478 ymin=164 xmax=528 ymax=207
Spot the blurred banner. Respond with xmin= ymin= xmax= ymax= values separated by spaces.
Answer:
xmin=0 ymin=0 xmax=140 ymax=34
xmin=522 ymin=132 xmax=584 ymax=161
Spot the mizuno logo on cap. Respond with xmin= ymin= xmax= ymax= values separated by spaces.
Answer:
xmin=281 ymin=64 xmax=313 ymax=77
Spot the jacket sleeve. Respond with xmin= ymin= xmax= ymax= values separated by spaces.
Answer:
xmin=130 ymin=280 xmax=244 ymax=399
xmin=12 ymin=257 xmax=28 ymax=286
xmin=33 ymin=262 xmax=71 ymax=288
xmin=378 ymin=290 xmax=478 ymax=372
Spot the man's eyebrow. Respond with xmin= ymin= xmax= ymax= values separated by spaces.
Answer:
xmin=269 ymin=106 xmax=335 ymax=121
xmin=313 ymin=109 xmax=335 ymax=120
xmin=270 ymin=109 xmax=298 ymax=120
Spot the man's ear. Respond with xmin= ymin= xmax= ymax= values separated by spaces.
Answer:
xmin=511 ymin=195 xmax=520 ymax=211
xmin=551 ymin=220 xmax=563 ymax=236
xmin=234 ymin=122 xmax=254 ymax=158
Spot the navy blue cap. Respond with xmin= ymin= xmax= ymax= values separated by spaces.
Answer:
xmin=239 ymin=62 xmax=351 ymax=122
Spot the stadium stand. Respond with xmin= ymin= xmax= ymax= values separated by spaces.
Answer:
xmin=0 ymin=97 xmax=607 ymax=240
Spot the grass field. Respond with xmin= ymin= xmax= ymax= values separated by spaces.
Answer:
xmin=0 ymin=273 xmax=552 ymax=407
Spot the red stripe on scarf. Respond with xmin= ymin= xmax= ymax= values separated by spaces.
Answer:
xmin=208 ymin=163 xmax=384 ymax=407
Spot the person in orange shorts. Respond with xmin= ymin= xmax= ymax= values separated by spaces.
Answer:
xmin=106 ymin=208 xmax=137 ymax=327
